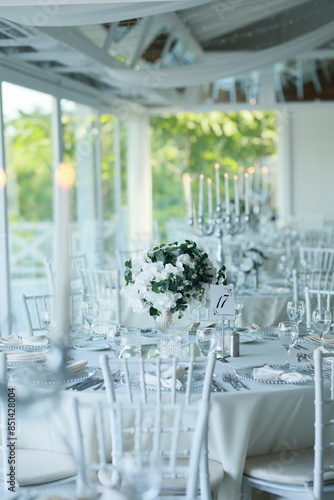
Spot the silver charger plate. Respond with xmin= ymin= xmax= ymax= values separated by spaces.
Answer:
xmin=121 ymin=371 xmax=204 ymax=391
xmin=303 ymin=337 xmax=334 ymax=349
xmin=235 ymin=363 xmax=314 ymax=384
xmin=0 ymin=343 xmax=50 ymax=351
xmin=10 ymin=366 xmax=96 ymax=385
xmin=253 ymin=326 xmax=279 ymax=336
xmin=7 ymin=358 xmax=46 ymax=367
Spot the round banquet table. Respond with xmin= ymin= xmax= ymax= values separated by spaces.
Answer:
xmin=11 ymin=330 xmax=319 ymax=500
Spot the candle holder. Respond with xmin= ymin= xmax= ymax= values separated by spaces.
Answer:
xmin=189 ymin=204 xmax=249 ymax=267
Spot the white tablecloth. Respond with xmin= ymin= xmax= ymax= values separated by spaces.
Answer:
xmin=12 ymin=331 xmax=317 ymax=500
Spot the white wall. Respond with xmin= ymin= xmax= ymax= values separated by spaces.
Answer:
xmin=277 ymin=107 xmax=334 ymax=224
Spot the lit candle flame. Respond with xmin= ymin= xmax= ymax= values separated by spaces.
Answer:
xmin=55 ymin=162 xmax=75 ymax=189
xmin=262 ymin=166 xmax=269 ymax=174
xmin=0 ymin=168 xmax=7 ymax=187
xmin=248 ymin=167 xmax=255 ymax=174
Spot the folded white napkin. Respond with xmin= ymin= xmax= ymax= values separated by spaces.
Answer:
xmin=253 ymin=364 xmax=313 ymax=382
xmin=6 ymin=349 xmax=49 ymax=362
xmin=305 ymin=333 xmax=334 ymax=345
xmin=192 ymin=321 xmax=216 ymax=329
xmin=144 ymin=365 xmax=185 ymax=389
xmin=0 ymin=334 xmax=49 ymax=346
xmin=66 ymin=360 xmax=88 ymax=374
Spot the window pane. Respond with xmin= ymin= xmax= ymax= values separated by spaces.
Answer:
xmin=2 ymin=82 xmax=53 ymax=332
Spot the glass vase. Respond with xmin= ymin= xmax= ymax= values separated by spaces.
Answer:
xmin=154 ymin=307 xmax=194 ymax=348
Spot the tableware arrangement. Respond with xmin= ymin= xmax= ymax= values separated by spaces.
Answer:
xmin=278 ymin=321 xmax=299 ymax=366
xmin=235 ymin=363 xmax=313 ymax=384
xmin=311 ymin=308 xmax=332 ymax=345
xmin=10 ymin=365 xmax=96 ymax=385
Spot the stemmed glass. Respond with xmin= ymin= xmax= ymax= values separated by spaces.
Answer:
xmin=196 ymin=327 xmax=218 ymax=356
xmin=234 ymin=296 xmax=244 ymax=331
xmin=312 ymin=309 xmax=332 ymax=345
xmin=286 ymin=301 xmax=305 ymax=326
xmin=278 ymin=321 xmax=299 ymax=367
xmin=40 ymin=310 xmax=57 ymax=337
xmin=81 ymin=298 xmax=99 ymax=339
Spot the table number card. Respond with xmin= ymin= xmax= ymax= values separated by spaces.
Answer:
xmin=210 ymin=284 xmax=235 ymax=320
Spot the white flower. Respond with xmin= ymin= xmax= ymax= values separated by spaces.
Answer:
xmin=240 ymin=257 xmax=254 ymax=272
xmin=123 ymin=241 xmax=218 ymax=317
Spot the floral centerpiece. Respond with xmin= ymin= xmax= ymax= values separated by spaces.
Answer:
xmin=239 ymin=247 xmax=266 ymax=289
xmin=240 ymin=247 xmax=266 ymax=273
xmin=123 ymin=240 xmax=225 ymax=332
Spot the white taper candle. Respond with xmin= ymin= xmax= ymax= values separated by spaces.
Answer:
xmin=224 ymin=173 xmax=230 ymax=215
xmin=215 ymin=163 xmax=221 ymax=207
xmin=198 ymin=174 xmax=204 ymax=218
xmin=233 ymin=175 xmax=240 ymax=216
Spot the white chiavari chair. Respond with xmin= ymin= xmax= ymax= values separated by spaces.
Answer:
xmin=304 ymin=287 xmax=334 ymax=335
xmin=299 ymin=247 xmax=334 ymax=272
xmin=241 ymin=346 xmax=334 ymax=499
xmin=99 ymin=353 xmax=224 ymax=499
xmin=22 ymin=291 xmax=83 ymax=335
xmin=43 ymin=254 xmax=87 ymax=294
xmin=79 ymin=268 xmax=121 ymax=324
xmin=292 ymin=270 xmax=334 ymax=302
xmin=0 ymin=352 xmax=76 ymax=495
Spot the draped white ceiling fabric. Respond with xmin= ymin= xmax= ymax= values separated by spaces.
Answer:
xmin=0 ymin=0 xmax=212 ymax=26
xmin=105 ymin=20 xmax=334 ymax=88
xmin=0 ymin=0 xmax=310 ymax=27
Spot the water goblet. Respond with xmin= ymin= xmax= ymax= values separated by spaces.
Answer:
xmin=81 ymin=298 xmax=99 ymax=338
xmin=40 ymin=310 xmax=52 ymax=336
xmin=278 ymin=321 xmax=299 ymax=367
xmin=286 ymin=300 xmax=305 ymax=326
xmin=196 ymin=327 xmax=218 ymax=357
xmin=312 ymin=309 xmax=332 ymax=345
xmin=234 ymin=296 xmax=244 ymax=331
xmin=119 ymin=327 xmax=141 ymax=358
xmin=106 ymin=325 xmax=124 ymax=357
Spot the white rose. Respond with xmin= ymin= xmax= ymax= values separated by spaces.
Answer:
xmin=240 ymin=257 xmax=254 ymax=272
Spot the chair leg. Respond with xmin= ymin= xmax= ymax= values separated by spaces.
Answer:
xmin=241 ymin=476 xmax=253 ymax=500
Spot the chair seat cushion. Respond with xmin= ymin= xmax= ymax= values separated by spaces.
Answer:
xmin=244 ymin=447 xmax=334 ymax=485
xmin=98 ymin=458 xmax=224 ymax=492
xmin=16 ymin=449 xmax=77 ymax=486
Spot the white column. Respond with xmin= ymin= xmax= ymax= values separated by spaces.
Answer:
xmin=277 ymin=108 xmax=294 ymax=225
xmin=0 ymin=83 xmax=11 ymax=335
xmin=114 ymin=117 xmax=125 ymax=253
xmin=127 ymin=113 xmax=152 ymax=249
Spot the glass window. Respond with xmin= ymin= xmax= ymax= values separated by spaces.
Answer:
xmin=2 ymin=82 xmax=53 ymax=332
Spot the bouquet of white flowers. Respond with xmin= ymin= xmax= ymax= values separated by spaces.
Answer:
xmin=240 ymin=247 xmax=266 ymax=273
xmin=123 ymin=240 xmax=224 ymax=318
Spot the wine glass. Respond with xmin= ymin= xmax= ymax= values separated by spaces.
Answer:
xmin=106 ymin=325 xmax=124 ymax=357
xmin=40 ymin=310 xmax=52 ymax=336
xmin=278 ymin=321 xmax=299 ymax=367
xmin=234 ymin=296 xmax=244 ymax=331
xmin=286 ymin=301 xmax=305 ymax=326
xmin=196 ymin=327 xmax=218 ymax=356
xmin=121 ymin=455 xmax=161 ymax=500
xmin=81 ymin=298 xmax=99 ymax=338
xmin=312 ymin=309 xmax=332 ymax=345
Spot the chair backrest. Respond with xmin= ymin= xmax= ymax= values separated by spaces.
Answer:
xmin=79 ymin=268 xmax=121 ymax=324
xmin=293 ymin=269 xmax=334 ymax=301
xmin=313 ymin=347 xmax=334 ymax=498
xmin=100 ymin=354 xmax=213 ymax=405
xmin=22 ymin=291 xmax=83 ymax=335
xmin=70 ymin=254 xmax=87 ymax=281
xmin=72 ymin=353 xmax=216 ymax=499
xmin=299 ymin=247 xmax=334 ymax=272
xmin=0 ymin=353 xmax=10 ymax=492
xmin=304 ymin=286 xmax=334 ymax=330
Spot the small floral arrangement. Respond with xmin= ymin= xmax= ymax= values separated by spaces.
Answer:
xmin=123 ymin=240 xmax=224 ymax=317
xmin=240 ymin=247 xmax=266 ymax=273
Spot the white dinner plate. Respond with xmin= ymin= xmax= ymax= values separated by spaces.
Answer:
xmin=73 ymin=341 xmax=110 ymax=351
xmin=239 ymin=334 xmax=262 ymax=344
